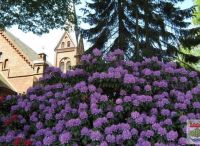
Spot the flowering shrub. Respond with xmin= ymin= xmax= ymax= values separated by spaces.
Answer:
xmin=0 ymin=48 xmax=200 ymax=146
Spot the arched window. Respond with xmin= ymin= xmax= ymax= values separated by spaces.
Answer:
xmin=37 ymin=67 xmax=40 ymax=74
xmin=67 ymin=41 xmax=70 ymax=47
xmin=59 ymin=57 xmax=71 ymax=72
xmin=4 ymin=59 xmax=8 ymax=69
xmin=59 ymin=61 xmax=65 ymax=72
xmin=66 ymin=61 xmax=71 ymax=71
xmin=61 ymin=42 xmax=65 ymax=49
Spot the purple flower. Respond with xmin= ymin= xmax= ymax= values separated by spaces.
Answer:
xmin=106 ymin=134 xmax=115 ymax=143
xmin=43 ymin=135 xmax=56 ymax=145
xmin=142 ymin=68 xmax=152 ymax=76
xmin=131 ymin=111 xmax=140 ymax=119
xmin=115 ymin=135 xmax=123 ymax=144
xmin=145 ymin=130 xmax=154 ymax=138
xmin=81 ymin=54 xmax=92 ymax=62
xmin=166 ymin=130 xmax=178 ymax=141
xmin=187 ymin=113 xmax=195 ymax=119
xmin=120 ymin=90 xmax=127 ymax=96
xmin=153 ymin=71 xmax=161 ymax=76
xmin=88 ymin=85 xmax=96 ymax=92
xmin=161 ymin=109 xmax=170 ymax=116
xmin=178 ymin=137 xmax=187 ymax=145
xmin=106 ymin=112 xmax=114 ymax=119
xmin=133 ymin=86 xmax=141 ymax=92
xmin=100 ymin=95 xmax=108 ymax=102
xmin=131 ymin=128 xmax=138 ymax=136
xmin=36 ymin=122 xmax=43 ymax=129
xmin=165 ymin=67 xmax=174 ymax=73
xmin=45 ymin=113 xmax=53 ymax=120
xmin=115 ymin=105 xmax=124 ymax=112
xmin=35 ymin=141 xmax=43 ymax=146
xmin=79 ymin=103 xmax=88 ymax=111
xmin=164 ymin=119 xmax=172 ymax=125
xmin=144 ymin=85 xmax=152 ymax=91
xmin=151 ymin=108 xmax=158 ymax=115
xmin=180 ymin=77 xmax=187 ymax=82
xmin=123 ymin=96 xmax=131 ymax=102
xmin=79 ymin=112 xmax=88 ymax=120
xmin=93 ymin=48 xmax=102 ymax=56
xmin=116 ymin=98 xmax=123 ymax=104
xmin=138 ymin=141 xmax=151 ymax=146
xmin=124 ymin=74 xmax=136 ymax=84
xmin=5 ymin=131 xmax=15 ymax=142
xmin=30 ymin=94 xmax=37 ymax=100
xmin=55 ymin=123 xmax=64 ymax=133
xmin=189 ymin=71 xmax=197 ymax=77
xmin=100 ymin=141 xmax=108 ymax=146
xmin=91 ymin=108 xmax=102 ymax=115
xmin=135 ymin=117 xmax=143 ymax=124
xmin=179 ymin=115 xmax=187 ymax=123
xmin=122 ymin=130 xmax=132 ymax=140
xmin=90 ymin=131 xmax=102 ymax=141
xmin=93 ymin=117 xmax=108 ymax=128
xmin=81 ymin=127 xmax=90 ymax=136
xmin=74 ymin=81 xmax=88 ymax=93
xmin=157 ymin=127 xmax=167 ymax=136
xmin=155 ymin=143 xmax=166 ymax=146
xmin=23 ymin=125 xmax=30 ymax=132
xmin=59 ymin=132 xmax=71 ymax=144
xmin=193 ymin=102 xmax=200 ymax=109
xmin=66 ymin=119 xmax=81 ymax=127
xmin=146 ymin=116 xmax=156 ymax=124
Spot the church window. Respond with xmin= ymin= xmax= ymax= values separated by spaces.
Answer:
xmin=59 ymin=57 xmax=71 ymax=72
xmin=67 ymin=41 xmax=70 ymax=47
xmin=61 ymin=42 xmax=65 ymax=49
xmin=59 ymin=61 xmax=65 ymax=72
xmin=37 ymin=67 xmax=40 ymax=74
xmin=4 ymin=59 xmax=8 ymax=69
xmin=66 ymin=61 xmax=71 ymax=71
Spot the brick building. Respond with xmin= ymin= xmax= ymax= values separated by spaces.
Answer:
xmin=0 ymin=30 xmax=84 ymax=96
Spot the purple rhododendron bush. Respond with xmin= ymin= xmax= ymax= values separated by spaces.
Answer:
xmin=1 ymin=49 xmax=200 ymax=146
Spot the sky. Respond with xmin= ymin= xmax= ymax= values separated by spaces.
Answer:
xmin=7 ymin=0 xmax=193 ymax=64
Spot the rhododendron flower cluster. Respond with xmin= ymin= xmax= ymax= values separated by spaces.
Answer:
xmin=0 ymin=48 xmax=200 ymax=145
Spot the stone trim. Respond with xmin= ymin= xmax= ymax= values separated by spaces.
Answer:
xmin=0 ymin=32 xmax=34 ymax=68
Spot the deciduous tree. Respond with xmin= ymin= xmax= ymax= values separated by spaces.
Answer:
xmin=0 ymin=0 xmax=78 ymax=34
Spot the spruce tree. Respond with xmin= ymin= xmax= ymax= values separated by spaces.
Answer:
xmin=83 ymin=0 xmax=200 ymax=61
xmin=82 ymin=0 xmax=132 ymax=58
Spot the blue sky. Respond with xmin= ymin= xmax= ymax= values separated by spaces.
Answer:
xmin=8 ymin=0 xmax=194 ymax=64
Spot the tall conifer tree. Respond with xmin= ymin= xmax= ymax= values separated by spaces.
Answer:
xmin=83 ymin=0 xmax=200 ymax=61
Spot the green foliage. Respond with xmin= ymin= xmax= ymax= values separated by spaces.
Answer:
xmin=0 ymin=0 xmax=78 ymax=34
xmin=193 ymin=0 xmax=200 ymax=25
xmin=176 ymin=46 xmax=200 ymax=71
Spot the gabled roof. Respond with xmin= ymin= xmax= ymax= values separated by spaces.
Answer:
xmin=0 ymin=73 xmax=14 ymax=90
xmin=54 ymin=31 xmax=76 ymax=50
xmin=4 ymin=30 xmax=38 ymax=61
